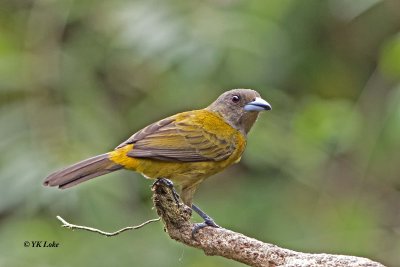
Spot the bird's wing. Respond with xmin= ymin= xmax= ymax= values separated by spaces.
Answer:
xmin=116 ymin=111 xmax=236 ymax=162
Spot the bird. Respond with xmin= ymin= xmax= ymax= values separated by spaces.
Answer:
xmin=44 ymin=89 xmax=271 ymax=231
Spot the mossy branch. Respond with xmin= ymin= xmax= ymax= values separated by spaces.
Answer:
xmin=55 ymin=181 xmax=385 ymax=267
xmin=152 ymin=181 xmax=385 ymax=267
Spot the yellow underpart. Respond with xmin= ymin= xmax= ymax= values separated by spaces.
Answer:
xmin=109 ymin=144 xmax=139 ymax=170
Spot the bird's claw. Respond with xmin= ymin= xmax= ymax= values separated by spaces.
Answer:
xmin=153 ymin=178 xmax=180 ymax=207
xmin=153 ymin=179 xmax=220 ymax=239
xmin=191 ymin=218 xmax=220 ymax=239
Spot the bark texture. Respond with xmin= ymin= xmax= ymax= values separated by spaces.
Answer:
xmin=152 ymin=182 xmax=386 ymax=267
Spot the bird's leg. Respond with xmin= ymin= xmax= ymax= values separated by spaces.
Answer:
xmin=153 ymin=179 xmax=219 ymax=238
xmin=152 ymin=178 xmax=180 ymax=206
xmin=191 ymin=203 xmax=220 ymax=238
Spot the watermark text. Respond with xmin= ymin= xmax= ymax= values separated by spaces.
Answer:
xmin=24 ymin=241 xmax=60 ymax=248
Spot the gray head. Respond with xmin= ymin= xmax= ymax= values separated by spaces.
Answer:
xmin=206 ymin=89 xmax=271 ymax=134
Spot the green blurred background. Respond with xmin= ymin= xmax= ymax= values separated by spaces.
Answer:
xmin=1 ymin=0 xmax=400 ymax=266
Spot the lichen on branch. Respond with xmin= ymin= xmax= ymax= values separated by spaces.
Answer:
xmin=151 ymin=181 xmax=385 ymax=267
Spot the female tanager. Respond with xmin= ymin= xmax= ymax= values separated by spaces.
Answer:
xmin=44 ymin=89 xmax=271 ymax=228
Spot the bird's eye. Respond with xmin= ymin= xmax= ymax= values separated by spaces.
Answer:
xmin=232 ymin=95 xmax=240 ymax=103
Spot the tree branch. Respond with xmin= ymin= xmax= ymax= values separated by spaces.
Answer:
xmin=56 ymin=215 xmax=160 ymax=237
xmin=151 ymin=181 xmax=386 ymax=267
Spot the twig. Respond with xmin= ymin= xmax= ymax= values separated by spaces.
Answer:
xmin=151 ymin=181 xmax=386 ymax=267
xmin=56 ymin=215 xmax=160 ymax=237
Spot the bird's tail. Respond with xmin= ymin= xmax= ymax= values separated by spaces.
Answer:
xmin=43 ymin=153 xmax=123 ymax=189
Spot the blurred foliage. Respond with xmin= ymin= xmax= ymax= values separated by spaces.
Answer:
xmin=1 ymin=0 xmax=400 ymax=266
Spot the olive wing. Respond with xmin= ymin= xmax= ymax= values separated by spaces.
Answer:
xmin=117 ymin=112 xmax=236 ymax=162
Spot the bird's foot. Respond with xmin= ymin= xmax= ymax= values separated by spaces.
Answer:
xmin=152 ymin=179 xmax=220 ymax=238
xmin=191 ymin=203 xmax=220 ymax=239
xmin=192 ymin=218 xmax=220 ymax=239
xmin=152 ymin=178 xmax=180 ymax=207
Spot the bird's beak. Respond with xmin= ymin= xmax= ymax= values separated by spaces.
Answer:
xmin=244 ymin=97 xmax=272 ymax=111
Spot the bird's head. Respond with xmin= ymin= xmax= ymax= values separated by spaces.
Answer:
xmin=206 ymin=89 xmax=271 ymax=135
